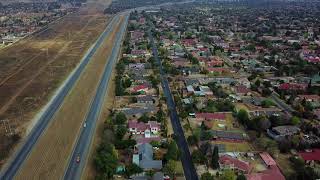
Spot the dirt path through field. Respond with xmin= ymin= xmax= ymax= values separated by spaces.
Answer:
xmin=14 ymin=15 xmax=124 ymax=180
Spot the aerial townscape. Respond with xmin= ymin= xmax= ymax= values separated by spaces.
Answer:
xmin=0 ymin=0 xmax=319 ymax=180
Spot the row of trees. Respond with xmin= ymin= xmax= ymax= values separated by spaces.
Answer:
xmin=95 ymin=111 xmax=143 ymax=179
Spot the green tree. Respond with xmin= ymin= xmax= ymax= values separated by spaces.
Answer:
xmin=261 ymin=99 xmax=275 ymax=108
xmin=255 ymin=79 xmax=261 ymax=87
xmin=211 ymin=145 xmax=219 ymax=169
xmin=237 ymin=109 xmax=249 ymax=124
xmin=191 ymin=150 xmax=206 ymax=164
xmin=256 ymin=137 xmax=279 ymax=156
xmin=115 ymin=139 xmax=136 ymax=149
xmin=123 ymin=78 xmax=132 ymax=88
xmin=125 ymin=163 xmax=143 ymax=178
xmin=138 ymin=113 xmax=149 ymax=123
xmin=291 ymin=116 xmax=301 ymax=125
xmin=156 ymin=109 xmax=166 ymax=122
xmin=114 ymin=112 xmax=127 ymax=125
xmin=115 ymin=125 xmax=127 ymax=140
xmin=165 ymin=140 xmax=179 ymax=161
xmin=220 ymin=169 xmax=236 ymax=180
xmin=201 ymin=172 xmax=215 ymax=180
xmin=149 ymin=75 xmax=160 ymax=88
xmin=150 ymin=140 xmax=161 ymax=147
xmin=163 ymin=160 xmax=176 ymax=178
xmin=236 ymin=173 xmax=247 ymax=180
xmin=187 ymin=134 xmax=199 ymax=146
xmin=94 ymin=143 xmax=118 ymax=179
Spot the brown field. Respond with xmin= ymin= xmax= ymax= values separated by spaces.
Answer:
xmin=0 ymin=0 xmax=112 ymax=168
xmin=14 ymin=14 xmax=125 ymax=180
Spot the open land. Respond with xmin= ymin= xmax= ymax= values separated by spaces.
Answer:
xmin=14 ymin=14 xmax=125 ymax=180
xmin=0 ymin=0 xmax=112 ymax=169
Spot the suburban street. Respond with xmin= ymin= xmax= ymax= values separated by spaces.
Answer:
xmin=0 ymin=15 xmax=119 ymax=179
xmin=271 ymin=92 xmax=295 ymax=114
xmin=147 ymin=24 xmax=199 ymax=180
xmin=63 ymin=13 xmax=129 ymax=180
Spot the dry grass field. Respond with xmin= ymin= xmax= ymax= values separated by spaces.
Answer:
xmin=0 ymin=0 xmax=112 ymax=168
xmin=14 ymin=14 xmax=125 ymax=180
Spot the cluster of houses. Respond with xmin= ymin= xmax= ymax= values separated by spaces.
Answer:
xmin=0 ymin=2 xmax=76 ymax=46
xmin=147 ymin=2 xmax=320 ymax=179
xmin=113 ymin=15 xmax=177 ymax=179
xmin=218 ymin=152 xmax=285 ymax=180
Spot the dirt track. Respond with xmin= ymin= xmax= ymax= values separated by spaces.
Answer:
xmin=14 ymin=13 xmax=124 ymax=180
xmin=0 ymin=0 xmax=112 ymax=167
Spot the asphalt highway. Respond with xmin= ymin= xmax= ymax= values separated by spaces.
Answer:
xmin=63 ymin=14 xmax=129 ymax=180
xmin=147 ymin=24 xmax=199 ymax=180
xmin=0 ymin=15 xmax=119 ymax=180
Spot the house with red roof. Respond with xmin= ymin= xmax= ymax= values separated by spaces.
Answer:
xmin=130 ymin=30 xmax=145 ymax=41
xmin=235 ymin=85 xmax=251 ymax=96
xmin=128 ymin=120 xmax=161 ymax=138
xmin=246 ymin=152 xmax=285 ymax=180
xmin=246 ymin=166 xmax=285 ymax=180
xmin=194 ymin=113 xmax=226 ymax=122
xmin=131 ymin=84 xmax=150 ymax=94
xmin=299 ymin=148 xmax=320 ymax=164
xmin=278 ymin=83 xmax=307 ymax=91
xmin=207 ymin=60 xmax=224 ymax=67
xmin=219 ymin=155 xmax=252 ymax=174
xmin=259 ymin=152 xmax=277 ymax=167
xmin=181 ymin=39 xmax=197 ymax=47
xmin=207 ymin=67 xmax=229 ymax=74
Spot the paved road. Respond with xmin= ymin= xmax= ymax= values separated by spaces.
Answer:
xmin=270 ymin=92 xmax=294 ymax=115
xmin=0 ymin=15 xmax=119 ymax=180
xmin=63 ymin=14 xmax=129 ymax=180
xmin=147 ymin=23 xmax=199 ymax=180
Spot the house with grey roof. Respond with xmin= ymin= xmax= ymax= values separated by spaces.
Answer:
xmin=133 ymin=143 xmax=162 ymax=170
xmin=267 ymin=125 xmax=300 ymax=141
xmin=137 ymin=95 xmax=155 ymax=104
xmin=121 ymin=106 xmax=157 ymax=117
xmin=152 ymin=172 xmax=165 ymax=180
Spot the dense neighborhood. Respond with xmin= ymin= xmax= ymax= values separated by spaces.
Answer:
xmin=93 ymin=1 xmax=320 ymax=180
xmin=0 ymin=1 xmax=82 ymax=47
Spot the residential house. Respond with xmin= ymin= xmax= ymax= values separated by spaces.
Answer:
xmin=212 ymin=77 xmax=236 ymax=86
xmin=299 ymin=148 xmax=320 ymax=165
xmin=246 ymin=152 xmax=285 ymax=180
xmin=185 ymin=79 xmax=200 ymax=86
xmin=219 ymin=155 xmax=252 ymax=174
xmin=131 ymin=83 xmax=152 ymax=94
xmin=133 ymin=143 xmax=162 ymax=170
xmin=129 ymin=63 xmax=145 ymax=71
xmin=137 ymin=95 xmax=155 ymax=104
xmin=248 ymin=107 xmax=283 ymax=117
xmin=234 ymin=85 xmax=251 ymax=96
xmin=121 ymin=106 xmax=157 ymax=118
xmin=237 ymin=77 xmax=251 ymax=88
xmin=186 ymin=85 xmax=213 ymax=96
xmin=210 ymin=130 xmax=247 ymax=141
xmin=194 ymin=113 xmax=226 ymax=122
xmin=128 ymin=120 xmax=161 ymax=137
xmin=267 ymin=125 xmax=300 ymax=141
xmin=207 ymin=67 xmax=229 ymax=74
xmin=278 ymin=83 xmax=307 ymax=92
